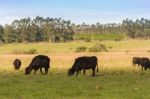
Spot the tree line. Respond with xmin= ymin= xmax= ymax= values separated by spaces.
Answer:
xmin=74 ymin=18 xmax=150 ymax=40
xmin=0 ymin=17 xmax=150 ymax=43
xmin=0 ymin=16 xmax=74 ymax=43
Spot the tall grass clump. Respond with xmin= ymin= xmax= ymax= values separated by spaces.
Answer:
xmin=89 ymin=43 xmax=108 ymax=52
xmin=24 ymin=49 xmax=37 ymax=54
xmin=75 ymin=46 xmax=87 ymax=52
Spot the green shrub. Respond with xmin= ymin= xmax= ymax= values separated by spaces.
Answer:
xmin=115 ymin=38 xmax=122 ymax=41
xmin=89 ymin=43 xmax=108 ymax=52
xmin=24 ymin=49 xmax=37 ymax=54
xmin=75 ymin=46 xmax=87 ymax=52
xmin=84 ymin=38 xmax=91 ymax=42
xmin=108 ymin=46 xmax=113 ymax=49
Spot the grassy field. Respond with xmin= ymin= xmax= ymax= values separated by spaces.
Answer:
xmin=1 ymin=40 xmax=150 ymax=54
xmin=1 ymin=40 xmax=150 ymax=98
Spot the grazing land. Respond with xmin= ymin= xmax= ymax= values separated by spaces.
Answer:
xmin=0 ymin=40 xmax=150 ymax=98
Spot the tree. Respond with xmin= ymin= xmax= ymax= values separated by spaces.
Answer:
xmin=0 ymin=25 xmax=4 ymax=42
xmin=42 ymin=22 xmax=54 ymax=42
xmin=4 ymin=25 xmax=16 ymax=43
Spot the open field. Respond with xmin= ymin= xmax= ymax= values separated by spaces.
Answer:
xmin=1 ymin=40 xmax=150 ymax=98
xmin=1 ymin=40 xmax=150 ymax=54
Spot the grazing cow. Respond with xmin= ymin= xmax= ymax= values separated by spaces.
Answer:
xmin=25 ymin=55 xmax=50 ymax=75
xmin=68 ymin=56 xmax=99 ymax=76
xmin=13 ymin=59 xmax=21 ymax=70
xmin=132 ymin=57 xmax=142 ymax=66
xmin=140 ymin=57 xmax=150 ymax=71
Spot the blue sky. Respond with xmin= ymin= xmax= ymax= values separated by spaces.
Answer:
xmin=0 ymin=0 xmax=150 ymax=25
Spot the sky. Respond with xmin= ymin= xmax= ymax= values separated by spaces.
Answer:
xmin=0 ymin=0 xmax=150 ymax=25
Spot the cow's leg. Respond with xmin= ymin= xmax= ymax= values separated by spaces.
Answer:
xmin=45 ymin=67 xmax=48 ymax=74
xmin=141 ymin=66 xmax=144 ymax=71
xmin=144 ymin=66 xmax=147 ymax=71
xmin=40 ymin=68 xmax=43 ymax=74
xmin=34 ymin=70 xmax=36 ymax=75
xmin=92 ymin=68 xmax=96 ymax=76
xmin=83 ymin=69 xmax=86 ymax=76
xmin=76 ymin=71 xmax=79 ymax=76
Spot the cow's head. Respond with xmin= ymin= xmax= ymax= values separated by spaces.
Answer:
xmin=68 ymin=68 xmax=76 ymax=76
xmin=133 ymin=57 xmax=139 ymax=65
xmin=25 ymin=67 xmax=31 ymax=75
xmin=68 ymin=59 xmax=78 ymax=76
xmin=133 ymin=60 xmax=137 ymax=65
xmin=13 ymin=59 xmax=21 ymax=70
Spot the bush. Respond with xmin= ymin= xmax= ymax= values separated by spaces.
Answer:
xmin=84 ymin=38 xmax=91 ymax=42
xmin=108 ymin=46 xmax=113 ymax=49
xmin=24 ymin=49 xmax=37 ymax=54
xmin=89 ymin=43 xmax=108 ymax=52
xmin=114 ymin=38 xmax=122 ymax=41
xmin=75 ymin=46 xmax=87 ymax=52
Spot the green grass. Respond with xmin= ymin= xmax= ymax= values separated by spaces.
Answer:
xmin=1 ymin=70 xmax=150 ymax=99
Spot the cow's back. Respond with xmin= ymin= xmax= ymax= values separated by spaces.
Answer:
xmin=29 ymin=55 xmax=50 ymax=68
xmin=76 ymin=56 xmax=97 ymax=69
xmin=141 ymin=57 xmax=150 ymax=66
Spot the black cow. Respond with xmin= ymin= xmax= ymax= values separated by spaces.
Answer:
xmin=13 ymin=59 xmax=21 ymax=70
xmin=132 ymin=57 xmax=142 ymax=66
xmin=140 ymin=57 xmax=150 ymax=71
xmin=25 ymin=55 xmax=50 ymax=75
xmin=68 ymin=56 xmax=99 ymax=76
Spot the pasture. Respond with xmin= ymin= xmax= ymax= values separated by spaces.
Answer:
xmin=1 ymin=40 xmax=150 ymax=98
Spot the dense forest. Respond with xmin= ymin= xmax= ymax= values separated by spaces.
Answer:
xmin=0 ymin=16 xmax=150 ymax=43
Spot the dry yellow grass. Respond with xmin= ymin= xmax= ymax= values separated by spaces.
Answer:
xmin=1 ymin=51 xmax=150 ymax=72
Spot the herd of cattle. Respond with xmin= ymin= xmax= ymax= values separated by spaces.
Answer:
xmin=13 ymin=55 xmax=99 ymax=76
xmin=133 ymin=57 xmax=150 ymax=71
xmin=13 ymin=55 xmax=149 ymax=76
